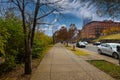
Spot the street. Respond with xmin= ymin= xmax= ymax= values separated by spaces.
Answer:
xmin=77 ymin=43 xmax=119 ymax=65
xmin=85 ymin=44 xmax=98 ymax=53
xmin=69 ymin=43 xmax=98 ymax=53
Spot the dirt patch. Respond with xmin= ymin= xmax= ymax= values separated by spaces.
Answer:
xmin=0 ymin=59 xmax=40 ymax=80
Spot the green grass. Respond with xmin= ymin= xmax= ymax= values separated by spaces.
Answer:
xmin=88 ymin=60 xmax=120 ymax=80
xmin=66 ymin=46 xmax=89 ymax=56
xmin=73 ymin=49 xmax=89 ymax=56
xmin=94 ymin=33 xmax=120 ymax=41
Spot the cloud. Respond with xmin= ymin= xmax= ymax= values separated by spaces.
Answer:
xmin=38 ymin=27 xmax=51 ymax=31
xmin=38 ymin=23 xmax=61 ymax=32
xmin=58 ymin=24 xmax=66 ymax=29
xmin=53 ymin=0 xmax=119 ymax=21
xmin=54 ymin=0 xmax=92 ymax=17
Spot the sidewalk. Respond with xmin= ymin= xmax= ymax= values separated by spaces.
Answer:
xmin=31 ymin=43 xmax=115 ymax=80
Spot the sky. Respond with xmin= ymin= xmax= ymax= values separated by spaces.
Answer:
xmin=40 ymin=0 xmax=120 ymax=36
xmin=1 ymin=0 xmax=119 ymax=36
xmin=43 ymin=13 xmax=83 ymax=36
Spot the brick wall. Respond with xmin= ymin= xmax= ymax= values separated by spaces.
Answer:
xmin=81 ymin=21 xmax=120 ymax=39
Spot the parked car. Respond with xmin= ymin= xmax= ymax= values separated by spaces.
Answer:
xmin=76 ymin=42 xmax=86 ymax=48
xmin=93 ymin=42 xmax=101 ymax=45
xmin=83 ymin=41 xmax=88 ymax=45
xmin=97 ymin=43 xmax=120 ymax=59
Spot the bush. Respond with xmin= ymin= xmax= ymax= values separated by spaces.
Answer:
xmin=32 ymin=32 xmax=52 ymax=58
xmin=0 ymin=56 xmax=16 ymax=75
xmin=32 ymin=39 xmax=45 ymax=58
xmin=15 ymin=51 xmax=25 ymax=64
xmin=32 ymin=47 xmax=43 ymax=58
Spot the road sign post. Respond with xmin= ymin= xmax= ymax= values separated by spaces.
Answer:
xmin=117 ymin=45 xmax=120 ymax=65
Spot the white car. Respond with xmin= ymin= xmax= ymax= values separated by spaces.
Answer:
xmin=83 ymin=41 xmax=88 ymax=45
xmin=76 ymin=42 xmax=86 ymax=48
xmin=97 ymin=43 xmax=120 ymax=59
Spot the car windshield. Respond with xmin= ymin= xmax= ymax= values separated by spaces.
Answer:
xmin=110 ymin=44 xmax=120 ymax=48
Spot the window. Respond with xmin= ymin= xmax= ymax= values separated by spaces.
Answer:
xmin=101 ymin=44 xmax=107 ymax=47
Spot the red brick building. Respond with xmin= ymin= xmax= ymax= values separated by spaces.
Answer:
xmin=81 ymin=20 xmax=120 ymax=39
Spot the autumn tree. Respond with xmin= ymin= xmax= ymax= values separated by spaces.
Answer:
xmin=76 ymin=30 xmax=81 ymax=42
xmin=54 ymin=24 xmax=78 ymax=45
xmin=68 ymin=24 xmax=78 ymax=42
xmin=53 ymin=30 xmax=59 ymax=43
xmin=102 ymin=29 xmax=110 ymax=35
xmin=103 ymin=27 xmax=120 ymax=35
xmin=110 ymin=27 xmax=120 ymax=34
xmin=54 ymin=26 xmax=68 ymax=43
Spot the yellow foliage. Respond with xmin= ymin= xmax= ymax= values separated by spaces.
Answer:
xmin=102 ymin=27 xmax=120 ymax=35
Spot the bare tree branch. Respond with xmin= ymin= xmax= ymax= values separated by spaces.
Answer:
xmin=37 ymin=22 xmax=53 ymax=25
xmin=40 ymin=0 xmax=62 ymax=6
xmin=37 ymin=9 xmax=55 ymax=20
xmin=31 ymin=0 xmax=40 ymax=47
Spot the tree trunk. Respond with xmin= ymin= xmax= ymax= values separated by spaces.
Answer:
xmin=24 ymin=42 xmax=32 ymax=74
xmin=20 ymin=2 xmax=32 ymax=74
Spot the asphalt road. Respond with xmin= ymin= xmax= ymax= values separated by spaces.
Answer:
xmin=70 ymin=43 xmax=118 ymax=65
xmin=84 ymin=44 xmax=119 ymax=61
xmin=70 ymin=43 xmax=98 ymax=53
xmin=84 ymin=44 xmax=98 ymax=53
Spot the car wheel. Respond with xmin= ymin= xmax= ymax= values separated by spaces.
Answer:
xmin=112 ymin=52 xmax=118 ymax=59
xmin=98 ymin=49 xmax=102 ymax=54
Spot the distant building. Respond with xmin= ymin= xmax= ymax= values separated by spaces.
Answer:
xmin=81 ymin=20 xmax=120 ymax=39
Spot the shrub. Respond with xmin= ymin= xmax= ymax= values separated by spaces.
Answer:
xmin=0 ymin=56 xmax=16 ymax=75
xmin=32 ymin=32 xmax=52 ymax=58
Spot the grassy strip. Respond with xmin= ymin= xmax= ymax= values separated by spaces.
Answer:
xmin=74 ymin=49 xmax=89 ymax=56
xmin=88 ymin=60 xmax=120 ymax=80
xmin=66 ymin=45 xmax=89 ymax=56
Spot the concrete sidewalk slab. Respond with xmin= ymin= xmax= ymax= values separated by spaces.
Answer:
xmin=31 ymin=43 xmax=115 ymax=80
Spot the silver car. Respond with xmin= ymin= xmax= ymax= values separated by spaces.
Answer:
xmin=97 ymin=43 xmax=120 ymax=59
xmin=76 ymin=42 xmax=86 ymax=48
